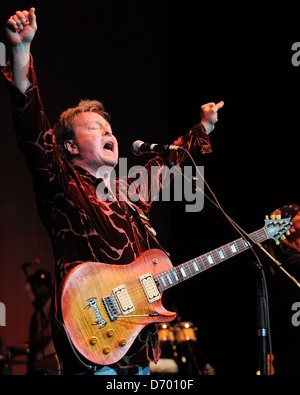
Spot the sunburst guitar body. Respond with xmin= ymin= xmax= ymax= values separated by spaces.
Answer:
xmin=59 ymin=249 xmax=176 ymax=366
xmin=59 ymin=217 xmax=292 ymax=366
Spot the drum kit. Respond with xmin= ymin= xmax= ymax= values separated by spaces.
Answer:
xmin=1 ymin=321 xmax=214 ymax=375
xmin=0 ymin=341 xmax=60 ymax=375
xmin=150 ymin=320 xmax=209 ymax=375
xmin=0 ymin=261 xmax=60 ymax=375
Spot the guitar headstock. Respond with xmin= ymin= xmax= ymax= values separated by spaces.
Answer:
xmin=264 ymin=215 xmax=292 ymax=245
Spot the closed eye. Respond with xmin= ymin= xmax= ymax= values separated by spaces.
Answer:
xmin=88 ymin=124 xmax=100 ymax=130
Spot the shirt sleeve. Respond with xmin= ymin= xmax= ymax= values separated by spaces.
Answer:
xmin=2 ymin=55 xmax=70 ymax=202
xmin=131 ymin=123 xmax=212 ymax=214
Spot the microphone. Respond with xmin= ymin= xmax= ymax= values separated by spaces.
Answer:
xmin=131 ymin=140 xmax=184 ymax=156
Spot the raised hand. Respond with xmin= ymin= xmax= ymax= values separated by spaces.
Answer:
xmin=5 ymin=8 xmax=37 ymax=92
xmin=200 ymin=101 xmax=224 ymax=134
xmin=5 ymin=8 xmax=37 ymax=48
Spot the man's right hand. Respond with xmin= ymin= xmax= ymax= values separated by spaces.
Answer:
xmin=5 ymin=8 xmax=37 ymax=49
xmin=5 ymin=8 xmax=37 ymax=93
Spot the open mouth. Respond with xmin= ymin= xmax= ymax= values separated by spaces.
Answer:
xmin=103 ymin=141 xmax=114 ymax=152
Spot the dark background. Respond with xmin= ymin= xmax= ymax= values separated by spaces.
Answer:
xmin=0 ymin=1 xmax=299 ymax=375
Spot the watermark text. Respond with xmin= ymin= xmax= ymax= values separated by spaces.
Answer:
xmin=0 ymin=302 xmax=6 ymax=326
xmin=95 ymin=158 xmax=204 ymax=213
xmin=291 ymin=42 xmax=300 ymax=67
xmin=291 ymin=302 xmax=300 ymax=326
xmin=0 ymin=42 xmax=6 ymax=67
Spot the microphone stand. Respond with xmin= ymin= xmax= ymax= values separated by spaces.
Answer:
xmin=204 ymin=192 xmax=300 ymax=290
xmin=176 ymin=160 xmax=300 ymax=289
xmin=203 ymin=189 xmax=300 ymax=376
xmin=255 ymin=262 xmax=269 ymax=375
xmin=175 ymin=151 xmax=300 ymax=375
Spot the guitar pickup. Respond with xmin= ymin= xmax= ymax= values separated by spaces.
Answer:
xmin=139 ymin=273 xmax=161 ymax=303
xmin=113 ymin=285 xmax=135 ymax=315
xmin=103 ymin=294 xmax=121 ymax=321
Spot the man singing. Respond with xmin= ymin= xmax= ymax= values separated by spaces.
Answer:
xmin=3 ymin=7 xmax=224 ymax=375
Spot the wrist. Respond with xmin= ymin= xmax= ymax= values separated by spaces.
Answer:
xmin=11 ymin=43 xmax=31 ymax=73
xmin=11 ymin=43 xmax=31 ymax=56
xmin=201 ymin=121 xmax=214 ymax=135
xmin=10 ymin=44 xmax=31 ymax=94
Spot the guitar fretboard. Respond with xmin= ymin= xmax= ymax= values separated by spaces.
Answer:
xmin=154 ymin=228 xmax=267 ymax=292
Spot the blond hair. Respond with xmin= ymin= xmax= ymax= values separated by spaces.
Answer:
xmin=54 ymin=99 xmax=110 ymax=160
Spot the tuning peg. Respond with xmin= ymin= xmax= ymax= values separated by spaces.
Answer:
xmin=280 ymin=235 xmax=286 ymax=241
xmin=276 ymin=214 xmax=282 ymax=220
xmin=286 ymin=230 xmax=291 ymax=236
xmin=275 ymin=240 xmax=281 ymax=246
xmin=270 ymin=215 xmax=276 ymax=220
xmin=265 ymin=215 xmax=269 ymax=220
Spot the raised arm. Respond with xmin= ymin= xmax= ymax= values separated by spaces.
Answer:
xmin=200 ymin=101 xmax=224 ymax=134
xmin=169 ymin=101 xmax=225 ymax=165
xmin=134 ymin=101 xmax=224 ymax=213
xmin=5 ymin=8 xmax=37 ymax=93
xmin=3 ymin=7 xmax=70 ymax=201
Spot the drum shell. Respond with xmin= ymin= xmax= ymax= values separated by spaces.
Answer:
xmin=173 ymin=322 xmax=197 ymax=342
xmin=157 ymin=323 xmax=175 ymax=342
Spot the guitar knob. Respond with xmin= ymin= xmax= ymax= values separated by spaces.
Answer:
xmin=119 ymin=338 xmax=127 ymax=347
xmin=280 ymin=235 xmax=286 ymax=241
xmin=286 ymin=231 xmax=291 ymax=236
xmin=103 ymin=346 xmax=111 ymax=355
xmin=89 ymin=336 xmax=98 ymax=346
xmin=107 ymin=329 xmax=114 ymax=338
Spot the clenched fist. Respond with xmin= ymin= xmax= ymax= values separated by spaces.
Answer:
xmin=200 ymin=101 xmax=224 ymax=134
xmin=5 ymin=7 xmax=37 ymax=48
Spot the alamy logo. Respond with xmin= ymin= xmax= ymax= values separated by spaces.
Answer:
xmin=0 ymin=302 xmax=6 ymax=326
xmin=95 ymin=159 xmax=205 ymax=213
xmin=0 ymin=42 xmax=6 ymax=67
xmin=291 ymin=302 xmax=300 ymax=327
xmin=291 ymin=42 xmax=300 ymax=67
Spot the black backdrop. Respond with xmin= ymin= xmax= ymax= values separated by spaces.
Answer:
xmin=0 ymin=1 xmax=299 ymax=375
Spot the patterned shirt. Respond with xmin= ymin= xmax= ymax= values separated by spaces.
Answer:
xmin=2 ymin=56 xmax=212 ymax=371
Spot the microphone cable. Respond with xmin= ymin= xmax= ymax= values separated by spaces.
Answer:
xmin=178 ymin=146 xmax=273 ymax=375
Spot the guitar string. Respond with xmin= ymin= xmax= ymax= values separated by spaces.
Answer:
xmin=155 ymin=228 xmax=268 ymax=290
xmin=101 ymin=225 xmax=284 ymax=310
xmin=112 ymin=224 xmax=282 ymax=294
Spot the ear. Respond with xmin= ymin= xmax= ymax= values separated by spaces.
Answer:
xmin=64 ymin=139 xmax=79 ymax=155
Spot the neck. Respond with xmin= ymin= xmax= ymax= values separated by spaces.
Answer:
xmin=74 ymin=160 xmax=114 ymax=186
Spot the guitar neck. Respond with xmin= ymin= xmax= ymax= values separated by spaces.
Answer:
xmin=154 ymin=227 xmax=268 ymax=292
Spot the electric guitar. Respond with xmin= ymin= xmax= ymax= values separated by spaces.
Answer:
xmin=59 ymin=217 xmax=291 ymax=366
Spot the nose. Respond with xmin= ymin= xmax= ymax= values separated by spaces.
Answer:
xmin=103 ymin=128 xmax=112 ymax=137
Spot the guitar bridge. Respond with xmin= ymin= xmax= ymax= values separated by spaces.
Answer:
xmin=103 ymin=294 xmax=121 ymax=321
